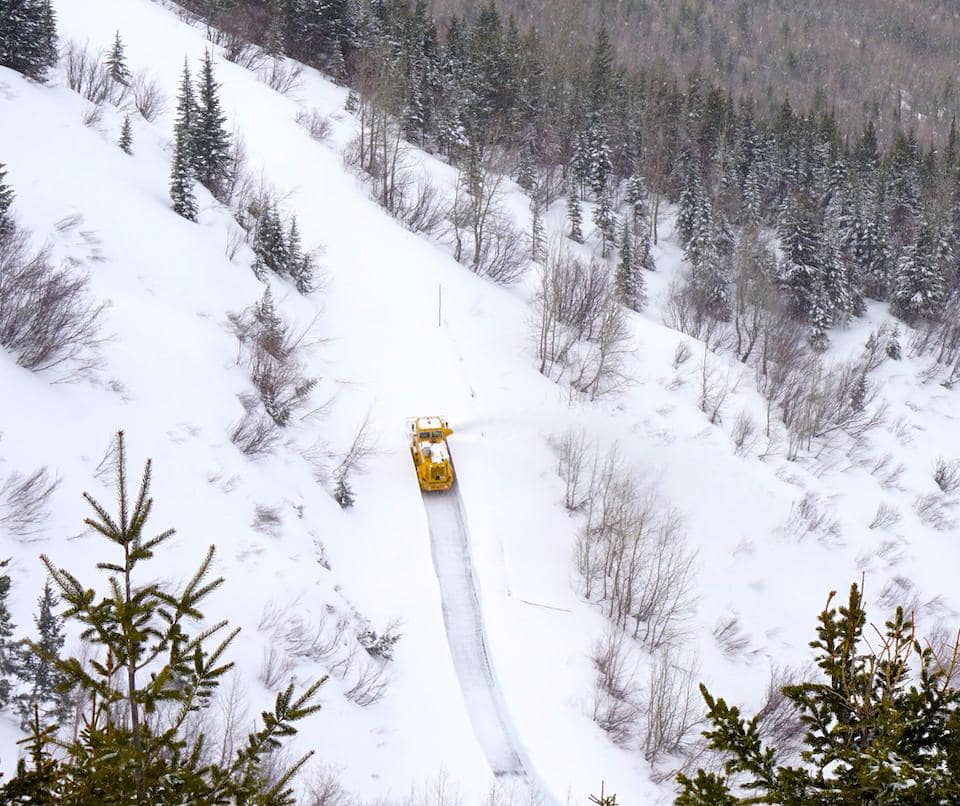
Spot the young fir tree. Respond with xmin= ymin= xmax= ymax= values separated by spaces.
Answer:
xmin=0 ymin=559 xmax=17 ymax=709
xmin=0 ymin=162 xmax=14 ymax=234
xmin=170 ymin=60 xmax=197 ymax=221
xmin=891 ymin=218 xmax=945 ymax=322
xmin=530 ymin=195 xmax=545 ymax=262
xmin=0 ymin=0 xmax=58 ymax=79
xmin=0 ymin=432 xmax=326 ymax=803
xmin=567 ymin=186 xmax=584 ymax=244
xmin=252 ymin=203 xmax=288 ymax=280
xmin=590 ymin=783 xmax=617 ymax=806
xmin=676 ymin=582 xmax=960 ymax=804
xmin=192 ymin=50 xmax=231 ymax=197
xmin=118 ymin=114 xmax=133 ymax=155
xmin=286 ymin=216 xmax=315 ymax=294
xmin=106 ymin=31 xmax=131 ymax=89
xmin=592 ymin=190 xmax=617 ymax=258
xmin=616 ymin=219 xmax=644 ymax=311
xmin=14 ymin=580 xmax=70 ymax=730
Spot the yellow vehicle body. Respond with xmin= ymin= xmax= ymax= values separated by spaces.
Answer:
xmin=409 ymin=416 xmax=455 ymax=491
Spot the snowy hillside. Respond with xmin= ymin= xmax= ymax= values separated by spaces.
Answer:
xmin=2 ymin=1 xmax=960 ymax=803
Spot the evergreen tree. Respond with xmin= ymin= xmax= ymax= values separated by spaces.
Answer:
xmin=106 ymin=31 xmax=131 ymax=88
xmin=0 ymin=162 xmax=14 ymax=235
xmin=592 ymin=190 xmax=617 ymax=258
xmin=118 ymin=114 xmax=133 ymax=155
xmin=567 ymin=186 xmax=584 ymax=244
xmin=530 ymin=195 xmax=545 ymax=262
xmin=192 ymin=50 xmax=231 ymax=197
xmin=677 ymin=583 xmax=960 ymax=804
xmin=15 ymin=581 xmax=70 ymax=730
xmin=287 ymin=216 xmax=315 ymax=294
xmin=170 ymin=116 xmax=197 ymax=221
xmin=676 ymin=149 xmax=703 ymax=250
xmin=892 ymin=218 xmax=945 ymax=322
xmin=616 ymin=219 xmax=645 ymax=311
xmin=252 ymin=203 xmax=288 ymax=280
xmin=0 ymin=0 xmax=57 ymax=79
xmin=778 ymin=192 xmax=828 ymax=324
xmin=0 ymin=559 xmax=17 ymax=709
xmin=625 ymin=174 xmax=646 ymax=227
xmin=170 ymin=59 xmax=197 ymax=220
xmin=0 ymin=432 xmax=326 ymax=803
xmin=586 ymin=113 xmax=613 ymax=198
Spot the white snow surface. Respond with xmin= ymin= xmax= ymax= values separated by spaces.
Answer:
xmin=1 ymin=0 xmax=959 ymax=803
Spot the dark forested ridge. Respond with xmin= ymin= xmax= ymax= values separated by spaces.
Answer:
xmin=436 ymin=0 xmax=960 ymax=147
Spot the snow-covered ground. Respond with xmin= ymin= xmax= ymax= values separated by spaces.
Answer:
xmin=2 ymin=1 xmax=960 ymax=803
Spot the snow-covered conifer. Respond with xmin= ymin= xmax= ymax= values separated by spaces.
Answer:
xmin=15 ymin=581 xmax=69 ymax=729
xmin=119 ymin=114 xmax=133 ymax=155
xmin=106 ymin=31 xmax=131 ymax=88
xmin=193 ymin=51 xmax=231 ymax=197
xmin=0 ymin=0 xmax=57 ymax=79
xmin=0 ymin=560 xmax=17 ymax=709
xmin=567 ymin=187 xmax=583 ymax=244
xmin=530 ymin=196 xmax=545 ymax=262
xmin=592 ymin=190 xmax=617 ymax=258
xmin=616 ymin=219 xmax=645 ymax=311
xmin=892 ymin=220 xmax=945 ymax=322
xmin=0 ymin=163 xmax=14 ymax=233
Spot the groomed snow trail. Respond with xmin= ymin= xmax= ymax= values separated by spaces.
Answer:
xmin=423 ymin=485 xmax=529 ymax=780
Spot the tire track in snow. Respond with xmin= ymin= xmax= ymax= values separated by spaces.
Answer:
xmin=423 ymin=485 xmax=549 ymax=796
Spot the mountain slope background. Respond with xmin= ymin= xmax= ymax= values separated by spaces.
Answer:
xmin=436 ymin=0 xmax=960 ymax=144
xmin=1 ymin=0 xmax=959 ymax=803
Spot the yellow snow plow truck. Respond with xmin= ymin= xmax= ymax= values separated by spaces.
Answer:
xmin=409 ymin=416 xmax=455 ymax=491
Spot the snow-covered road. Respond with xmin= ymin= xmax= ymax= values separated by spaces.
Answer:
xmin=423 ymin=486 xmax=538 ymax=787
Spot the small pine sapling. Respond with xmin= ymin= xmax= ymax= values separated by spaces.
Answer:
xmin=106 ymin=31 xmax=131 ymax=89
xmin=15 ymin=580 xmax=70 ymax=730
xmin=567 ymin=187 xmax=584 ymax=244
xmin=0 ymin=560 xmax=17 ymax=709
xmin=118 ymin=114 xmax=133 ymax=154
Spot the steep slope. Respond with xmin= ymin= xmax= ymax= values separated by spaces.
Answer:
xmin=1 ymin=0 xmax=960 ymax=803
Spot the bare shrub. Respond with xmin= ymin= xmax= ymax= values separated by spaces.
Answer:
xmin=673 ymin=341 xmax=693 ymax=368
xmin=663 ymin=279 xmax=729 ymax=351
xmin=534 ymin=249 xmax=628 ymax=397
xmin=331 ymin=411 xmax=376 ymax=507
xmin=910 ymin=295 xmax=960 ymax=386
xmin=230 ymin=288 xmax=317 ymax=429
xmin=870 ymin=453 xmax=906 ymax=491
xmin=396 ymin=175 xmax=446 ymax=236
xmin=344 ymin=659 xmax=390 ymax=707
xmin=783 ymin=492 xmax=842 ymax=543
xmin=698 ymin=346 xmax=731 ymax=424
xmin=914 ymin=493 xmax=957 ymax=531
xmin=304 ymin=765 xmax=352 ymax=806
xmin=641 ymin=650 xmax=699 ymax=762
xmin=555 ymin=428 xmax=591 ymax=511
xmin=251 ymin=504 xmax=282 ymax=536
xmin=0 ymin=226 xmax=105 ymax=376
xmin=64 ymin=41 xmax=112 ymax=104
xmin=229 ymin=404 xmax=281 ymax=457
xmin=590 ymin=630 xmax=640 ymax=745
xmin=869 ymin=502 xmax=902 ymax=531
xmin=296 ymin=108 xmax=331 ymax=141
xmin=0 ymin=467 xmax=60 ymax=541
xmin=713 ymin=614 xmax=750 ymax=657
xmin=779 ymin=355 xmax=887 ymax=460
xmin=260 ymin=58 xmax=303 ymax=95
xmin=573 ymin=444 xmax=697 ymax=650
xmin=258 ymin=643 xmax=295 ymax=688
xmin=933 ymin=457 xmax=960 ymax=493
xmin=81 ymin=103 xmax=104 ymax=128
xmin=131 ymin=72 xmax=167 ymax=121
xmin=755 ymin=666 xmax=805 ymax=763
xmin=731 ymin=410 xmax=759 ymax=457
